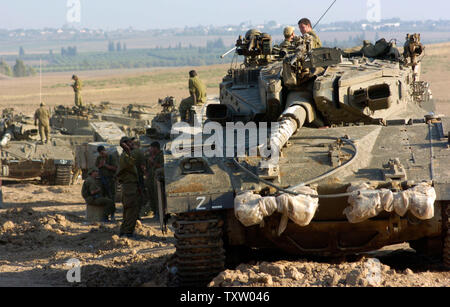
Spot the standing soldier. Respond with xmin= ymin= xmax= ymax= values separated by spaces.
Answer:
xmin=71 ymin=75 xmax=83 ymax=108
xmin=145 ymin=142 xmax=164 ymax=220
xmin=81 ymin=168 xmax=116 ymax=222
xmin=117 ymin=137 xmax=139 ymax=238
xmin=298 ymin=18 xmax=322 ymax=49
xmin=95 ymin=145 xmax=118 ymax=202
xmin=178 ymin=70 xmax=207 ymax=123
xmin=130 ymin=138 xmax=147 ymax=215
xmin=34 ymin=102 xmax=51 ymax=144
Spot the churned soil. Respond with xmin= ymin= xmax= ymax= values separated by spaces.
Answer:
xmin=0 ymin=182 xmax=449 ymax=287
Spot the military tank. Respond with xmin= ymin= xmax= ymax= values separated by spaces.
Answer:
xmin=0 ymin=109 xmax=74 ymax=185
xmin=157 ymin=31 xmax=449 ymax=286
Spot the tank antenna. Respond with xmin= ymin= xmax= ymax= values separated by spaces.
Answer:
xmin=39 ymin=58 xmax=42 ymax=103
xmin=313 ymin=0 xmax=338 ymax=29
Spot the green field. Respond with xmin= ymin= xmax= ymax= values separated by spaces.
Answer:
xmin=2 ymin=45 xmax=231 ymax=73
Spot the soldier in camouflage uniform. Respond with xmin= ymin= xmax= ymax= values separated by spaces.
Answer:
xmin=298 ymin=18 xmax=322 ymax=49
xmin=72 ymin=75 xmax=83 ymax=108
xmin=81 ymin=168 xmax=116 ymax=222
xmin=117 ymin=137 xmax=139 ymax=237
xmin=130 ymin=138 xmax=147 ymax=215
xmin=279 ymin=26 xmax=296 ymax=49
xmin=34 ymin=102 xmax=51 ymax=144
xmin=95 ymin=145 xmax=118 ymax=201
xmin=179 ymin=70 xmax=207 ymax=123
xmin=145 ymin=141 xmax=164 ymax=219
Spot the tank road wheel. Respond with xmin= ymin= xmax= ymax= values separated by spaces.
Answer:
xmin=54 ymin=165 xmax=72 ymax=186
xmin=173 ymin=212 xmax=225 ymax=287
xmin=444 ymin=204 xmax=450 ymax=269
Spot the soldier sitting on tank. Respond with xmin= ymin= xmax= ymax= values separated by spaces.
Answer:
xmin=179 ymin=70 xmax=207 ymax=123
xmin=280 ymin=26 xmax=296 ymax=50
xmin=82 ymin=168 xmax=116 ymax=222
xmin=34 ymin=102 xmax=51 ymax=144
xmin=95 ymin=145 xmax=118 ymax=202
xmin=298 ymin=18 xmax=322 ymax=49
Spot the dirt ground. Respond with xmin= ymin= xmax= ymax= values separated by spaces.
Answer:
xmin=0 ymin=182 xmax=174 ymax=287
xmin=0 ymin=183 xmax=448 ymax=287
xmin=0 ymin=43 xmax=449 ymax=287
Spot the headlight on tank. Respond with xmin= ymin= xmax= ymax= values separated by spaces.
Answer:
xmin=180 ymin=158 xmax=210 ymax=175
xmin=183 ymin=162 xmax=192 ymax=170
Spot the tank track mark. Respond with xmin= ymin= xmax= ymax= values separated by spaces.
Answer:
xmin=173 ymin=212 xmax=225 ymax=286
xmin=54 ymin=165 xmax=72 ymax=186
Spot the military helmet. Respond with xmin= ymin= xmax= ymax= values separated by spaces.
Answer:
xmin=40 ymin=102 xmax=45 ymax=107
xmin=283 ymin=26 xmax=295 ymax=38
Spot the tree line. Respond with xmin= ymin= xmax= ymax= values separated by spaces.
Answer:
xmin=0 ymin=59 xmax=36 ymax=77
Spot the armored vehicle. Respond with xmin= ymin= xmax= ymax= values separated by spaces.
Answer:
xmin=158 ymin=31 xmax=450 ymax=286
xmin=50 ymin=103 xmax=152 ymax=139
xmin=0 ymin=109 xmax=74 ymax=185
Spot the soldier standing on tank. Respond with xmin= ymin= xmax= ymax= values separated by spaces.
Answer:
xmin=95 ymin=145 xmax=118 ymax=202
xmin=130 ymin=138 xmax=147 ymax=216
xmin=34 ymin=102 xmax=51 ymax=144
xmin=82 ymin=168 xmax=116 ymax=222
xmin=71 ymin=75 xmax=83 ymax=108
xmin=145 ymin=141 xmax=164 ymax=220
xmin=298 ymin=18 xmax=322 ymax=49
xmin=280 ymin=26 xmax=296 ymax=49
xmin=117 ymin=137 xmax=139 ymax=238
xmin=179 ymin=70 xmax=207 ymax=123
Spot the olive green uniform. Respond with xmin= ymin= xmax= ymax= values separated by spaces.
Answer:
xmin=131 ymin=147 xmax=146 ymax=212
xmin=95 ymin=154 xmax=118 ymax=201
xmin=305 ymin=30 xmax=322 ymax=49
xmin=279 ymin=39 xmax=293 ymax=49
xmin=34 ymin=106 xmax=51 ymax=143
xmin=73 ymin=79 xmax=83 ymax=107
xmin=179 ymin=76 xmax=207 ymax=122
xmin=117 ymin=151 xmax=139 ymax=235
xmin=145 ymin=150 xmax=164 ymax=214
xmin=82 ymin=176 xmax=115 ymax=220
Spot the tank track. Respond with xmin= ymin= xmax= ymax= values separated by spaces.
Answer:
xmin=173 ymin=211 xmax=225 ymax=286
xmin=444 ymin=203 xmax=450 ymax=269
xmin=54 ymin=165 xmax=72 ymax=186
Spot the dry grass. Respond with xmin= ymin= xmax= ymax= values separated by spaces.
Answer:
xmin=0 ymin=43 xmax=448 ymax=116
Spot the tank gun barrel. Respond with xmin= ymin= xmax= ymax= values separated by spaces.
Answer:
xmin=220 ymin=47 xmax=237 ymax=59
xmin=0 ymin=127 xmax=13 ymax=147
xmin=269 ymin=105 xmax=307 ymax=154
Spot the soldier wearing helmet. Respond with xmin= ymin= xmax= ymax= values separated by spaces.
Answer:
xmin=280 ymin=26 xmax=296 ymax=49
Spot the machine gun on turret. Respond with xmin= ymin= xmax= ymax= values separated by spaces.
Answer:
xmin=282 ymin=35 xmax=343 ymax=88
xmin=234 ymin=30 xmax=275 ymax=67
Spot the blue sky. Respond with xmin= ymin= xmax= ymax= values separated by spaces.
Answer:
xmin=0 ymin=0 xmax=449 ymax=29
